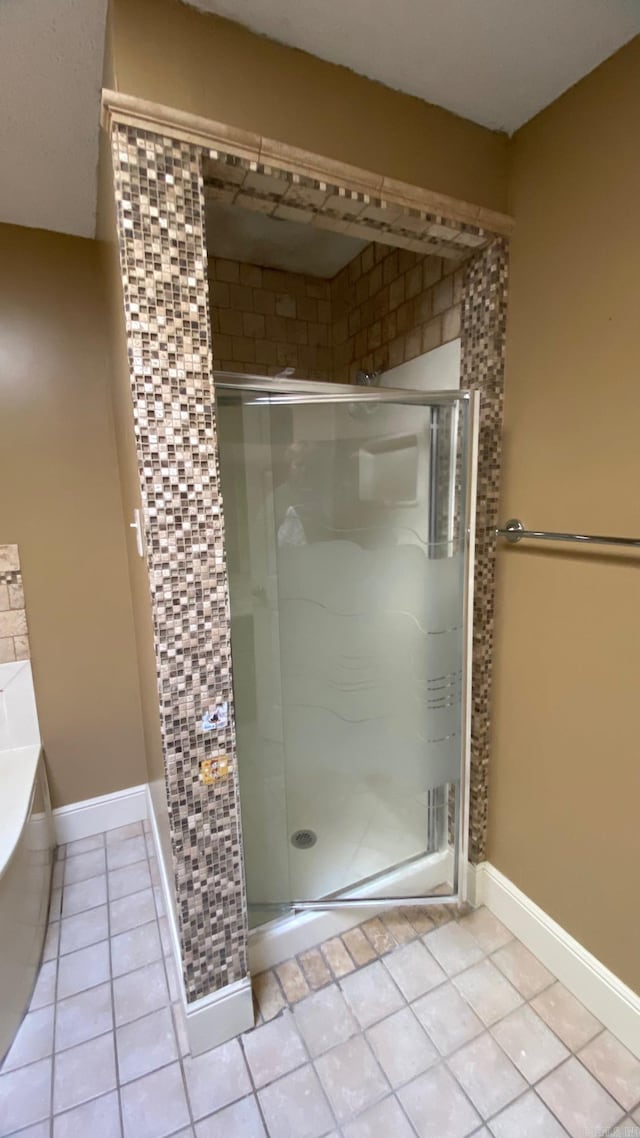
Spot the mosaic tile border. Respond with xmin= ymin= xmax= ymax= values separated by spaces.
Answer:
xmin=109 ymin=117 xmax=508 ymax=1003
xmin=460 ymin=237 xmax=509 ymax=863
xmin=110 ymin=124 xmax=247 ymax=1002
xmin=203 ymin=151 xmax=488 ymax=260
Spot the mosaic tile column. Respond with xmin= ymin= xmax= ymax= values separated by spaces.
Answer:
xmin=110 ymin=123 xmax=247 ymax=1001
xmin=460 ymin=237 xmax=509 ymax=863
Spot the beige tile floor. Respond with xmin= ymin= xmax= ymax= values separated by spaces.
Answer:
xmin=1 ymin=822 xmax=640 ymax=1137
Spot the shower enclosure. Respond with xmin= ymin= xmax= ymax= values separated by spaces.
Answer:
xmin=215 ymin=374 xmax=478 ymax=932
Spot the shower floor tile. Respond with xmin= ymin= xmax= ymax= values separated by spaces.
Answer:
xmin=2 ymin=823 xmax=639 ymax=1138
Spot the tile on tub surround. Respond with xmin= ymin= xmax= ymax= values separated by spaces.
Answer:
xmin=0 ymin=546 xmax=30 ymax=661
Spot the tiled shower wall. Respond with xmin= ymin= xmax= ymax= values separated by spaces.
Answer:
xmin=0 ymin=544 xmax=29 ymax=663
xmin=109 ymin=118 xmax=507 ymax=1005
xmin=330 ymin=243 xmax=464 ymax=383
xmin=208 ymin=244 xmax=463 ymax=384
xmin=209 ymin=259 xmax=332 ymax=379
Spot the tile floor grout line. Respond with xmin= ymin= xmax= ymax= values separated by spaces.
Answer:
xmin=172 ymin=1022 xmax=196 ymax=1137
xmin=60 ymin=854 xmax=151 ymax=892
xmin=47 ymin=844 xmax=63 ymax=1138
xmin=517 ymin=998 xmax=634 ymax=1111
xmin=150 ymin=960 xmax=625 ymax=1137
xmin=105 ymin=827 xmax=127 ymax=1138
xmin=5 ymin=880 xmax=639 ymax=1138
xmin=477 ymin=1080 xmax=572 ymax=1134
xmin=310 ymin=1041 xmax=390 ymax=1134
xmin=238 ymin=1027 xmax=289 ymax=1138
xmin=145 ymin=825 xmax=198 ymax=1137
xmin=56 ymin=913 xmax=160 ymax=959
xmin=242 ymin=997 xmax=344 ymax=1135
xmin=558 ymin=1044 xmax=632 ymax=1122
xmin=260 ymin=907 xmax=604 ymax=1062
xmin=276 ymin=924 xmax=624 ymax=1128
xmin=254 ymin=916 xmax=614 ymax=1113
xmin=254 ymin=904 xmax=476 ymax=1013
xmin=50 ymin=826 xmax=171 ymax=1136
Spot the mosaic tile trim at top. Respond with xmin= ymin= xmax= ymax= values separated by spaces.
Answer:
xmin=110 ymin=123 xmax=247 ymax=1002
xmin=203 ymin=151 xmax=489 ymax=260
xmin=109 ymin=116 xmax=508 ymax=1003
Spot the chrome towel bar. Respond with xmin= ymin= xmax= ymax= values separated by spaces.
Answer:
xmin=496 ymin=518 xmax=640 ymax=549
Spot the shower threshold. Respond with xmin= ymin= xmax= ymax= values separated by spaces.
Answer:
xmin=247 ymin=845 xmax=454 ymax=973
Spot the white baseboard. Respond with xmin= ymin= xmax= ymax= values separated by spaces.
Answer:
xmin=473 ymin=862 xmax=640 ymax=1059
xmin=53 ymin=784 xmax=148 ymax=844
xmin=145 ymin=786 xmax=254 ymax=1055
xmin=183 ymin=977 xmax=254 ymax=1056
xmin=56 ymin=785 xmax=639 ymax=1058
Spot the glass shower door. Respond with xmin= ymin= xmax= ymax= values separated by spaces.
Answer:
xmin=216 ymin=377 xmax=477 ymax=927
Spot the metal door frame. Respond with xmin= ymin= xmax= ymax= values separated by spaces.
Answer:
xmin=215 ymin=372 xmax=480 ymax=908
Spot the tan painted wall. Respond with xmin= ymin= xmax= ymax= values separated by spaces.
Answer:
xmin=490 ymin=38 xmax=640 ymax=991
xmin=107 ymin=0 xmax=508 ymax=213
xmin=0 ymin=223 xmax=146 ymax=807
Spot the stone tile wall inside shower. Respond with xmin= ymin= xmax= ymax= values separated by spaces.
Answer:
xmin=207 ymin=243 xmax=465 ymax=383
xmin=330 ymin=242 xmax=465 ymax=383
xmin=209 ymin=259 xmax=332 ymax=380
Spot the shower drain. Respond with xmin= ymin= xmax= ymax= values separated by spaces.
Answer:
xmin=291 ymin=829 xmax=317 ymax=850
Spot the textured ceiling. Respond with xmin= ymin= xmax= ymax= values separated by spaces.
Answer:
xmin=0 ymin=0 xmax=107 ymax=238
xmin=187 ymin=0 xmax=640 ymax=133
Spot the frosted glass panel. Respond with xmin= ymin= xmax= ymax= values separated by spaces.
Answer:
xmin=216 ymin=386 xmax=471 ymax=927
